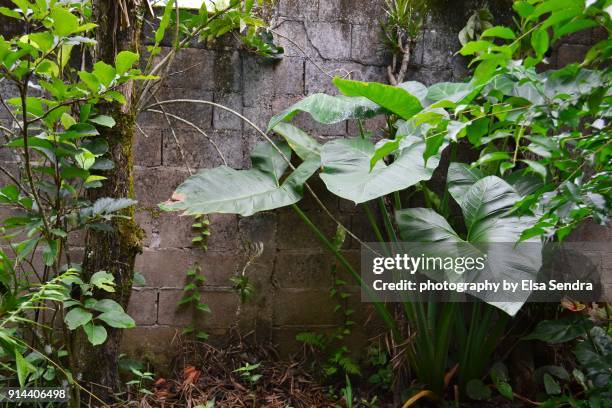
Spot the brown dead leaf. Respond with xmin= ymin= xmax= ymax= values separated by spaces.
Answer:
xmin=182 ymin=365 xmax=201 ymax=387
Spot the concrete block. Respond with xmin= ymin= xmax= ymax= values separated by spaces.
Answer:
xmin=144 ymin=212 xmax=235 ymax=252
xmin=0 ymin=81 xmax=18 ymax=120
xmin=274 ymin=251 xmax=334 ymax=288
xmin=242 ymin=106 xmax=273 ymax=134
xmin=0 ymin=163 xmax=20 ymax=187
xmin=603 ymin=252 xmax=612 ymax=282
xmin=348 ymin=211 xmax=381 ymax=249
xmin=121 ymin=326 xmax=179 ymax=374
xmin=156 ymin=88 xmax=214 ymax=130
xmin=351 ymin=24 xmax=390 ymax=66
xmin=134 ymin=209 xmax=160 ymax=248
xmin=299 ymin=176 xmax=340 ymax=212
xmin=150 ymin=48 xmax=241 ymax=92
xmin=277 ymin=0 xmax=319 ymax=19
xmin=134 ymin=127 xmax=163 ymax=167
xmin=238 ymin=212 xmax=278 ymax=252
xmin=213 ymin=92 xmax=243 ymax=130
xmin=338 ymin=250 xmax=361 ymax=283
xmin=421 ymin=27 xmax=457 ymax=67
xmin=151 ymin=47 xmax=216 ymax=90
xmin=592 ymin=27 xmax=607 ymax=42
xmin=135 ymin=248 xmax=188 ymax=288
xmin=604 ymin=284 xmax=612 ymax=302
xmin=156 ymin=212 xmax=194 ymax=248
xmin=0 ymin=136 xmax=16 ymax=163
xmin=562 ymin=29 xmax=593 ymax=45
xmin=128 ymin=289 xmax=158 ymax=325
xmin=242 ymin=54 xmax=275 ymax=107
xmin=134 ymin=166 xmax=189 ymax=207
xmin=319 ymin=0 xmax=386 ymax=24
xmin=450 ymin=54 xmax=470 ymax=82
xmin=157 ymin=289 xmax=238 ymax=327
xmin=162 ymin=128 xmax=244 ymax=170
xmin=404 ymin=67 xmax=453 ymax=85
xmin=338 ymin=198 xmax=362 ymax=214
xmin=274 ymin=19 xmax=315 ymax=58
xmin=205 ymin=214 xmax=240 ymax=251
xmin=273 ymin=289 xmax=343 ymax=326
xmin=405 ymin=31 xmax=425 ymax=67
xmin=306 ymin=22 xmax=352 ymax=60
xmin=213 ymin=51 xmax=243 ymax=92
xmin=273 ymin=57 xmax=305 ymax=96
xmin=135 ymin=247 xmax=240 ymax=288
xmin=276 ymin=209 xmax=350 ymax=250
xmin=567 ymin=220 xmax=610 ymax=242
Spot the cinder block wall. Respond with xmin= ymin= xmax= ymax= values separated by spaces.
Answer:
xmin=93 ymin=0 xmax=612 ymax=358
xmin=125 ymin=0 xmax=492 ymax=359
xmin=0 ymin=0 xmax=608 ymax=363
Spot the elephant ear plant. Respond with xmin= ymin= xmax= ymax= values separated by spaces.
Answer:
xmin=160 ymin=0 xmax=610 ymax=402
xmin=395 ymin=163 xmax=541 ymax=392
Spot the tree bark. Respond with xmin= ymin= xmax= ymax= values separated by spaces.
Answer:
xmin=76 ymin=0 xmax=144 ymax=404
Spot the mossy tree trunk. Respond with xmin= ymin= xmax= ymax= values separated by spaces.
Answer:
xmin=75 ymin=0 xmax=144 ymax=403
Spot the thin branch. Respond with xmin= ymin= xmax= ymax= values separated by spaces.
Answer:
xmin=18 ymin=84 xmax=52 ymax=235
xmin=136 ymin=122 xmax=150 ymax=138
xmin=143 ymin=98 xmax=373 ymax=250
xmin=0 ymin=164 xmax=27 ymax=194
xmin=137 ymin=3 xmax=235 ymax=110
xmin=0 ymin=94 xmax=23 ymax=133
xmin=0 ymin=124 xmax=15 ymax=139
xmin=165 ymin=61 xmax=204 ymax=78
xmin=26 ymin=96 xmax=89 ymax=125
xmin=146 ymin=108 xmax=228 ymax=167
xmin=151 ymin=94 xmax=193 ymax=174
xmin=269 ymin=28 xmax=352 ymax=80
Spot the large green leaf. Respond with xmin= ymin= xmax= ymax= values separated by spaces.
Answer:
xmin=159 ymin=141 xmax=319 ymax=216
xmin=395 ymin=208 xmax=462 ymax=242
xmin=64 ymin=307 xmax=92 ymax=330
xmin=272 ymin=122 xmax=321 ymax=160
xmin=397 ymin=81 xmax=428 ymax=104
xmin=457 ymin=176 xmax=524 ymax=241
xmin=523 ymin=314 xmax=594 ymax=344
xmin=50 ymin=7 xmax=79 ymax=37
xmin=426 ymin=82 xmax=475 ymax=104
xmin=319 ymin=136 xmax=442 ymax=204
xmin=333 ymin=77 xmax=423 ymax=120
xmin=396 ymin=172 xmax=540 ymax=315
xmin=448 ymin=164 xmax=540 ymax=241
xmin=97 ymin=310 xmax=135 ymax=329
xmin=447 ymin=163 xmax=485 ymax=206
xmin=14 ymin=350 xmax=34 ymax=387
xmin=504 ymin=168 xmax=544 ymax=196
xmin=83 ymin=322 xmax=107 ymax=346
xmin=448 ymin=163 xmax=543 ymax=203
xmin=267 ymin=93 xmax=380 ymax=132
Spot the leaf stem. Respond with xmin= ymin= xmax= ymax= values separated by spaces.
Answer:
xmin=291 ymin=204 xmax=399 ymax=339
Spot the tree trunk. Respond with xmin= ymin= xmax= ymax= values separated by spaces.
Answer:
xmin=76 ymin=0 xmax=144 ymax=404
